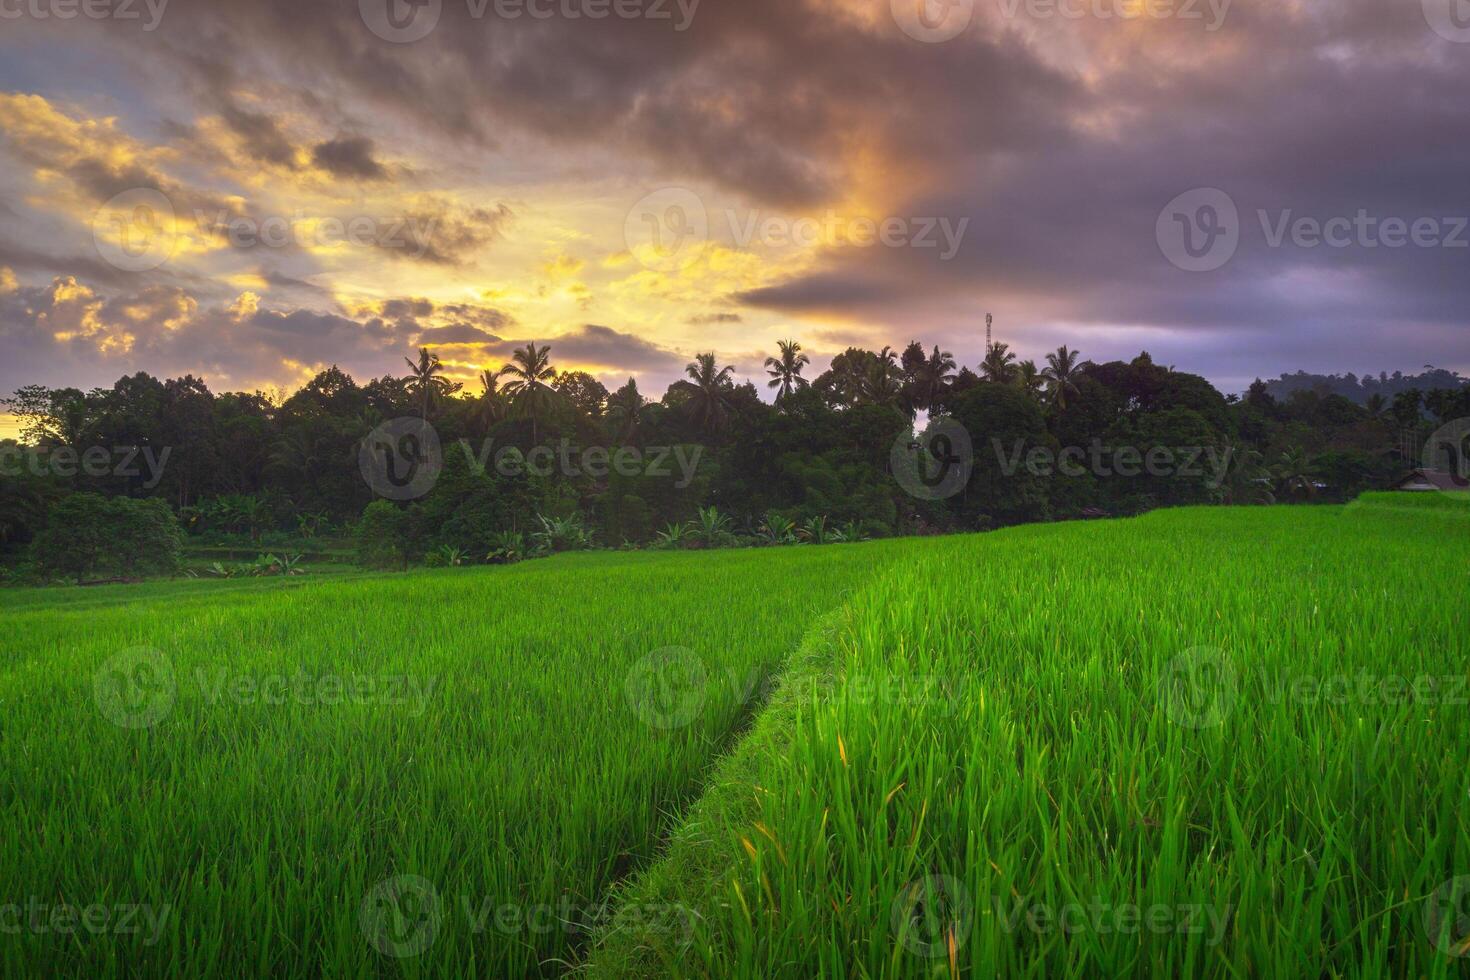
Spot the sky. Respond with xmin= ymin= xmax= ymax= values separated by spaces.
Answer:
xmin=1 ymin=0 xmax=1469 ymax=439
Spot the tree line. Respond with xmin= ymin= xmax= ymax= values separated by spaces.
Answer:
xmin=3 ymin=338 xmax=1466 ymax=582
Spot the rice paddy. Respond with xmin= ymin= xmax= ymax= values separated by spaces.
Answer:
xmin=3 ymin=494 xmax=1467 ymax=977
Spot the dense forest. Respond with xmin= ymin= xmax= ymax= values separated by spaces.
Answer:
xmin=3 ymin=339 xmax=1467 ymax=583
xmin=1260 ymin=366 xmax=1467 ymax=405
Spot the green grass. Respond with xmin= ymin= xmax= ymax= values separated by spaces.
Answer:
xmin=5 ymin=495 xmax=1467 ymax=977
xmin=0 ymin=541 xmax=915 ymax=977
xmin=588 ymin=495 xmax=1470 ymax=977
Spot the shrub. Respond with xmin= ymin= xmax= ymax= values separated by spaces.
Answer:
xmin=30 ymin=493 xmax=184 ymax=583
xmin=353 ymin=500 xmax=423 ymax=570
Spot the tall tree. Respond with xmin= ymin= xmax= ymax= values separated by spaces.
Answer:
xmin=1016 ymin=359 xmax=1045 ymax=397
xmin=1041 ymin=345 xmax=1084 ymax=410
xmin=402 ymin=348 xmax=458 ymax=422
xmin=606 ymin=377 xmax=645 ymax=443
xmin=765 ymin=340 xmax=811 ymax=404
xmin=675 ymin=352 xmax=736 ymax=435
xmin=477 ymin=369 xmax=509 ymax=429
xmin=980 ymin=342 xmax=1018 ymax=385
xmin=497 ymin=342 xmax=558 ymax=443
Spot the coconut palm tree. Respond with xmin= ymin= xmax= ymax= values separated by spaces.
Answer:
xmin=765 ymin=339 xmax=811 ymax=404
xmin=1274 ymin=446 xmax=1317 ymax=500
xmin=1217 ymin=443 xmax=1275 ymax=505
xmin=858 ymin=346 xmax=903 ymax=408
xmin=1364 ymin=392 xmax=1388 ymax=419
xmin=1016 ymin=359 xmax=1045 ymax=397
xmin=1042 ymin=345 xmax=1084 ymax=410
xmin=916 ymin=345 xmax=956 ymax=411
xmin=606 ymin=377 xmax=645 ymax=443
xmin=496 ymin=342 xmax=558 ymax=443
xmin=675 ymin=353 xmax=736 ymax=435
xmin=403 ymin=347 xmax=457 ymax=422
xmin=477 ymin=369 xmax=509 ymax=429
xmin=980 ymin=342 xmax=1017 ymax=384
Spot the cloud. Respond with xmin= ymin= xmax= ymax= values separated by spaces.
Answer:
xmin=312 ymin=136 xmax=388 ymax=180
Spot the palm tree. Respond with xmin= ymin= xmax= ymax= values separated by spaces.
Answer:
xmin=1016 ymin=359 xmax=1045 ymax=397
xmin=980 ymin=342 xmax=1017 ymax=385
xmin=1042 ymin=345 xmax=1084 ymax=410
xmin=765 ymin=339 xmax=811 ymax=404
xmin=403 ymin=348 xmax=456 ymax=422
xmin=1274 ymin=447 xmax=1317 ymax=500
xmin=858 ymin=346 xmax=903 ymax=408
xmin=477 ymin=369 xmax=509 ymax=429
xmin=496 ymin=342 xmax=558 ymax=443
xmin=675 ymin=353 xmax=736 ymax=435
xmin=1364 ymin=392 xmax=1388 ymax=419
xmin=1217 ymin=444 xmax=1275 ymax=505
xmin=916 ymin=345 xmax=956 ymax=412
xmin=606 ymin=377 xmax=645 ymax=443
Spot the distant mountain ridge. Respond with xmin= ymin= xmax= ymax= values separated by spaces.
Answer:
xmin=1261 ymin=367 xmax=1467 ymax=405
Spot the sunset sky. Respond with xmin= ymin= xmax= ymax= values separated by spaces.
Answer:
xmin=2 ymin=0 xmax=1468 ymax=438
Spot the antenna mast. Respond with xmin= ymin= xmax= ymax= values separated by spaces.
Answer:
xmin=986 ymin=313 xmax=993 ymax=350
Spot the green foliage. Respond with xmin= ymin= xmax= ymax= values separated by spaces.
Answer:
xmin=352 ymin=500 xmax=421 ymax=570
xmin=29 ymin=493 xmax=183 ymax=583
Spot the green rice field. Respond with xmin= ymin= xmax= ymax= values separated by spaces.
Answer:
xmin=2 ymin=494 xmax=1467 ymax=977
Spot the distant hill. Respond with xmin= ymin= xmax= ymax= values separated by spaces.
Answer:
xmin=1261 ymin=367 xmax=1468 ymax=404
